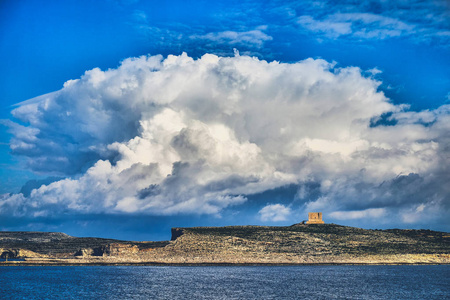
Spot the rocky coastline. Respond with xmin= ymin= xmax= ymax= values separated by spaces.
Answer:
xmin=1 ymin=224 xmax=449 ymax=265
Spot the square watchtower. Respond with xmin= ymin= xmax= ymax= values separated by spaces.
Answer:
xmin=306 ymin=212 xmax=324 ymax=224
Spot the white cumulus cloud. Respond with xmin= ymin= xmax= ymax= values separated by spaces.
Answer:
xmin=259 ymin=204 xmax=291 ymax=222
xmin=1 ymin=53 xmax=449 ymax=227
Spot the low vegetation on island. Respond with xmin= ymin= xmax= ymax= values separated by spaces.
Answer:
xmin=1 ymin=223 xmax=449 ymax=265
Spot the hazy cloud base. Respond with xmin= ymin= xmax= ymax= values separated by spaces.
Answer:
xmin=1 ymin=53 xmax=449 ymax=228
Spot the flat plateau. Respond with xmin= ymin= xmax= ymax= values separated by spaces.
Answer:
xmin=1 ymin=224 xmax=449 ymax=265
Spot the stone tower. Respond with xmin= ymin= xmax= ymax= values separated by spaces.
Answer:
xmin=306 ymin=212 xmax=324 ymax=224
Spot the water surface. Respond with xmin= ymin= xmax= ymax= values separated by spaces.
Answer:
xmin=0 ymin=265 xmax=448 ymax=299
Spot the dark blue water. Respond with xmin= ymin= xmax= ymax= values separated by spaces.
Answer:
xmin=0 ymin=265 xmax=448 ymax=299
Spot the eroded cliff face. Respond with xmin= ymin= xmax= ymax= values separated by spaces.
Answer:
xmin=1 ymin=224 xmax=449 ymax=264
xmin=0 ymin=248 xmax=19 ymax=259
xmin=73 ymin=243 xmax=140 ymax=257
xmin=0 ymin=248 xmax=47 ymax=259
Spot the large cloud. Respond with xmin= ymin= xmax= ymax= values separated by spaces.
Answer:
xmin=2 ymin=53 xmax=449 ymax=227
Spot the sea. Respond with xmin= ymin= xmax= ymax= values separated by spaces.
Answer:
xmin=0 ymin=265 xmax=448 ymax=299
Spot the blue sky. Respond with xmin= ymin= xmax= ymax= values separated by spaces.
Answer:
xmin=0 ymin=0 xmax=449 ymax=240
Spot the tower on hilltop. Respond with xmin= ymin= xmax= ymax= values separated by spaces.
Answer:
xmin=306 ymin=212 xmax=324 ymax=224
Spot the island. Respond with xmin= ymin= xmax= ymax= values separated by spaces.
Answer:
xmin=1 ymin=220 xmax=449 ymax=265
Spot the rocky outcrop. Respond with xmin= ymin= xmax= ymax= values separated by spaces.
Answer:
xmin=107 ymin=243 xmax=139 ymax=255
xmin=0 ymin=248 xmax=47 ymax=259
xmin=74 ymin=247 xmax=105 ymax=257
xmin=0 ymin=249 xmax=19 ymax=259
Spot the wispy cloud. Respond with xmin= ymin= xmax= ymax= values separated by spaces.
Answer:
xmin=330 ymin=208 xmax=386 ymax=220
xmin=190 ymin=27 xmax=272 ymax=48
xmin=292 ymin=0 xmax=450 ymax=43
xmin=298 ymin=13 xmax=414 ymax=39
xmin=129 ymin=9 xmax=272 ymax=54
xmin=129 ymin=10 xmax=186 ymax=50
xmin=297 ymin=15 xmax=352 ymax=38
xmin=128 ymin=1 xmax=449 ymax=51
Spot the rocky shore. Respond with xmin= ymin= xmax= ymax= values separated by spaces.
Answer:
xmin=1 ymin=224 xmax=449 ymax=265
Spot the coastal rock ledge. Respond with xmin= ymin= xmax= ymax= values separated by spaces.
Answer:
xmin=1 ymin=224 xmax=449 ymax=265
